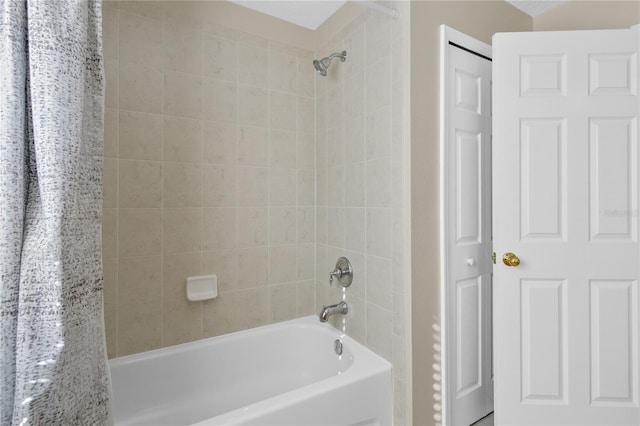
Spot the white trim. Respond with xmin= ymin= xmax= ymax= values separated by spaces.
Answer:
xmin=439 ymin=24 xmax=492 ymax=426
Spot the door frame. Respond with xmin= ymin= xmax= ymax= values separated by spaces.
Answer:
xmin=439 ymin=25 xmax=493 ymax=426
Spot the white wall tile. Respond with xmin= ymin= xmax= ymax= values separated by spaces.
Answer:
xmin=164 ymin=71 xmax=202 ymax=119
xmin=119 ymin=111 xmax=163 ymax=161
xmin=345 ymin=161 xmax=365 ymax=207
xmin=366 ymin=157 xmax=392 ymax=208
xmin=204 ymin=34 xmax=238 ymax=81
xmin=164 ymin=15 xmax=202 ymax=74
xmin=103 ymin=158 xmax=118 ymax=209
xmin=238 ymin=86 xmax=268 ymax=127
xmin=344 ymin=207 xmax=365 ymax=252
xmin=297 ymin=96 xmax=315 ymax=134
xmin=237 ymin=247 xmax=268 ymax=289
xmin=366 ymin=55 xmax=392 ymax=112
xmin=118 ymin=208 xmax=162 ymax=257
xmin=237 ymin=207 xmax=268 ymax=247
xmin=202 ymin=249 xmax=237 ymax=293
xmin=203 ymin=121 xmax=237 ymax=165
xmin=119 ymin=12 xmax=163 ymax=68
xmin=237 ymin=126 xmax=268 ymax=167
xmin=238 ymin=43 xmax=268 ymax=88
xmin=236 ymin=287 xmax=268 ymax=329
xmin=203 ymin=207 xmax=237 ymax=250
xmin=296 ymin=243 xmax=315 ymax=280
xmin=269 ymin=91 xmax=297 ymax=130
xmin=269 ymin=129 xmax=296 ymax=168
xmin=104 ymin=108 xmax=118 ymax=158
xmin=202 ymin=164 xmax=237 ymax=207
xmin=237 ymin=166 xmax=268 ymax=206
xmin=269 ymin=207 xmax=297 ymax=245
xmin=163 ymin=208 xmax=202 ymax=254
xmin=269 ymin=51 xmax=298 ymax=94
xmin=163 ymin=162 xmax=201 ymax=208
xmin=296 ymin=132 xmax=315 ymax=170
xmin=365 ymin=105 xmax=392 ymax=160
xmin=119 ymin=61 xmax=163 ymax=114
xmin=268 ymin=245 xmax=298 ymax=284
xmin=118 ymin=160 xmax=162 ymax=208
xmin=269 ymin=282 xmax=298 ymax=322
xmin=366 ymin=255 xmax=392 ymax=310
xmin=269 ymin=168 xmax=297 ymax=206
xmin=203 ymin=78 xmax=238 ymax=123
xmin=203 ymin=291 xmax=240 ymax=337
xmin=104 ymin=54 xmax=118 ymax=109
xmin=162 ymin=253 xmax=201 ymax=301
xmin=366 ymin=207 xmax=392 ymax=259
xmin=297 ymin=170 xmax=315 ymax=207
xmin=163 ymin=116 xmax=203 ymax=163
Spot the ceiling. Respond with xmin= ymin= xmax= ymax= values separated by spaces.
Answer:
xmin=227 ymin=1 xmax=346 ymax=30
xmin=229 ymin=0 xmax=568 ymax=30
xmin=507 ymin=0 xmax=567 ymax=16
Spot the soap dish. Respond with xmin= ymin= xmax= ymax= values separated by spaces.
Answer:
xmin=186 ymin=275 xmax=218 ymax=301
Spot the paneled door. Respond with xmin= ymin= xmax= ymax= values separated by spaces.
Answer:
xmin=493 ymin=27 xmax=639 ymax=425
xmin=441 ymin=26 xmax=493 ymax=426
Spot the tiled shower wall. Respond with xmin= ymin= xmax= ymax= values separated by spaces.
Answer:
xmin=315 ymin=4 xmax=408 ymax=425
xmin=102 ymin=1 xmax=317 ymax=358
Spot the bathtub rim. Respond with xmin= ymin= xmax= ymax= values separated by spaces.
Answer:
xmin=109 ymin=315 xmax=393 ymax=425
xmin=108 ymin=315 xmax=386 ymax=368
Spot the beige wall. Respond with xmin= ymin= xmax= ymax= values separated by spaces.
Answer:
xmin=409 ymin=2 xmax=532 ymax=424
xmin=535 ymin=0 xmax=639 ymax=31
xmin=102 ymin=1 xmax=317 ymax=358
xmin=314 ymin=3 xmax=410 ymax=424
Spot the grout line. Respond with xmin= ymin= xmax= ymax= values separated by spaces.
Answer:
xmin=233 ymin=31 xmax=241 ymax=329
xmin=199 ymin=16 xmax=205 ymax=340
xmin=159 ymin=7 xmax=165 ymax=349
xmin=113 ymin=8 xmax=120 ymax=359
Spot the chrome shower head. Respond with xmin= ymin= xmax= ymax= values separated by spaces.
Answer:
xmin=313 ymin=50 xmax=347 ymax=76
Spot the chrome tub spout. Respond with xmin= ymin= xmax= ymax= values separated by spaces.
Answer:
xmin=319 ymin=301 xmax=348 ymax=322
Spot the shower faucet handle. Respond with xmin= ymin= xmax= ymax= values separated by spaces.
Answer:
xmin=329 ymin=268 xmax=343 ymax=281
xmin=328 ymin=256 xmax=353 ymax=287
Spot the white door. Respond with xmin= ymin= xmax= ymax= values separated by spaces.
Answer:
xmin=441 ymin=26 xmax=493 ymax=426
xmin=493 ymin=27 xmax=639 ymax=425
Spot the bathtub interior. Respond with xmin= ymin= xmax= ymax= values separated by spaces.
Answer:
xmin=109 ymin=317 xmax=363 ymax=425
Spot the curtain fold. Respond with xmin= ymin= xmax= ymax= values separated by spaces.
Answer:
xmin=0 ymin=0 xmax=112 ymax=424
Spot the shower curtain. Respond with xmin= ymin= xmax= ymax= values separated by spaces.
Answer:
xmin=0 ymin=0 xmax=112 ymax=424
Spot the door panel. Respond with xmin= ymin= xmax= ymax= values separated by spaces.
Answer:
xmin=520 ymin=118 xmax=566 ymax=240
xmin=590 ymin=280 xmax=637 ymax=405
xmin=493 ymin=27 xmax=639 ymax=425
xmin=456 ymin=276 xmax=482 ymax=396
xmin=589 ymin=118 xmax=637 ymax=240
xmin=456 ymin=130 xmax=482 ymax=244
xmin=443 ymin=27 xmax=493 ymax=425
xmin=521 ymin=279 xmax=567 ymax=403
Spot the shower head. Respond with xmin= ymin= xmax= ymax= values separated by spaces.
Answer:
xmin=313 ymin=50 xmax=347 ymax=76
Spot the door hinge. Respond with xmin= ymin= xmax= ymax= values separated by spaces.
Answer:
xmin=492 ymin=252 xmax=496 ymax=264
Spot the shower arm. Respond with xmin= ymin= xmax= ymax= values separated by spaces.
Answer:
xmin=328 ymin=51 xmax=347 ymax=62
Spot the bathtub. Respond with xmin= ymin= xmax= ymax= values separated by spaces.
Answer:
xmin=109 ymin=316 xmax=392 ymax=425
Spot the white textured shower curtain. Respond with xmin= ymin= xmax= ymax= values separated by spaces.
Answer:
xmin=0 ymin=0 xmax=112 ymax=424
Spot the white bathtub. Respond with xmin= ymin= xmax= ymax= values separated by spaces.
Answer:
xmin=109 ymin=316 xmax=392 ymax=426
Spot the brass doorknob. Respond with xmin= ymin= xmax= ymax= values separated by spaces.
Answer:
xmin=502 ymin=252 xmax=520 ymax=267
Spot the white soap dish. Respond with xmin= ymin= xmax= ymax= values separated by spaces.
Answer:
xmin=186 ymin=275 xmax=218 ymax=301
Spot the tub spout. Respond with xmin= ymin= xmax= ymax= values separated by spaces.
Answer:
xmin=319 ymin=301 xmax=348 ymax=322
